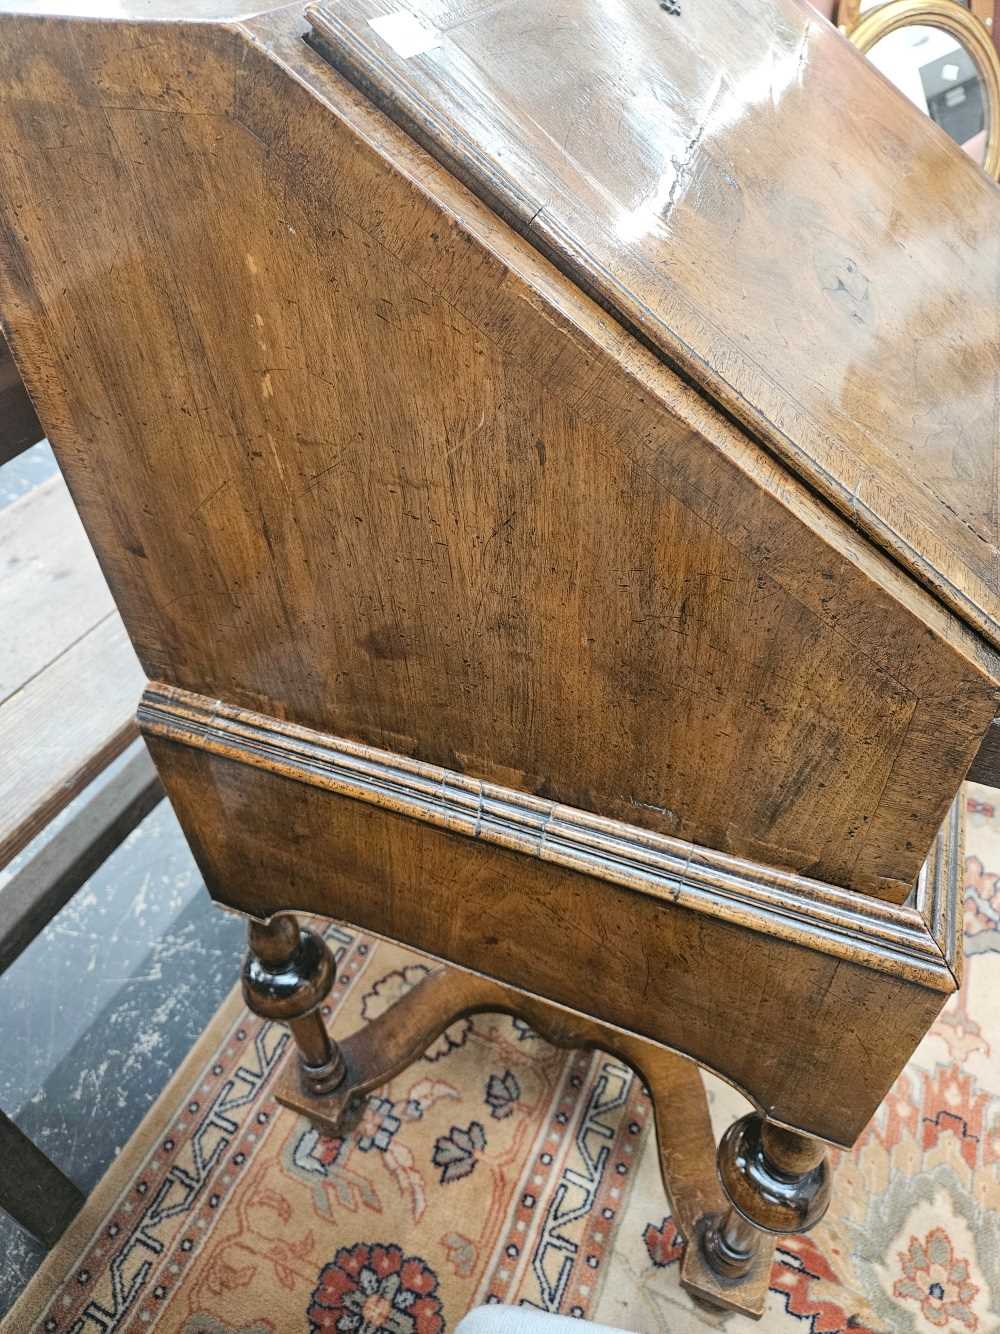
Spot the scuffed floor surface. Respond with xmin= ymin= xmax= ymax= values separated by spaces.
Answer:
xmin=0 ymin=789 xmax=245 ymax=1315
xmin=0 ymin=442 xmax=246 ymax=1314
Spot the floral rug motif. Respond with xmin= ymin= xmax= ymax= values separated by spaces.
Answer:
xmin=10 ymin=785 xmax=1000 ymax=1333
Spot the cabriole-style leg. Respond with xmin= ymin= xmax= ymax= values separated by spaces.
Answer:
xmin=241 ymin=913 xmax=345 ymax=1096
xmin=703 ymin=1113 xmax=831 ymax=1281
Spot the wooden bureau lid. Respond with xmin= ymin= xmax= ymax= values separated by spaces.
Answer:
xmin=307 ymin=0 xmax=1000 ymax=649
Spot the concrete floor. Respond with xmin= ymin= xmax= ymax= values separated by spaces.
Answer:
xmin=0 ymin=445 xmax=246 ymax=1314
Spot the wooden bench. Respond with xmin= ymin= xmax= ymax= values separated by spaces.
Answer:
xmin=0 ymin=334 xmax=162 ymax=1246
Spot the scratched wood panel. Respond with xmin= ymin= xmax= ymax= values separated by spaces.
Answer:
xmin=146 ymin=728 xmax=953 ymax=1146
xmin=308 ymin=0 xmax=1000 ymax=651
xmin=0 ymin=6 xmax=995 ymax=901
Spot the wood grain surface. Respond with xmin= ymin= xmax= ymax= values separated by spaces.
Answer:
xmin=308 ymin=0 xmax=1000 ymax=651
xmin=0 ymin=4 xmax=995 ymax=899
xmin=141 ymin=683 xmax=964 ymax=1146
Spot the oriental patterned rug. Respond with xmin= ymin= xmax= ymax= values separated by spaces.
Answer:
xmin=10 ymin=784 xmax=1000 ymax=1334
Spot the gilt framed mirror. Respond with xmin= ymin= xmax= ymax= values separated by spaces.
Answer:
xmin=841 ymin=0 xmax=1000 ymax=176
xmin=838 ymin=0 xmax=997 ymax=32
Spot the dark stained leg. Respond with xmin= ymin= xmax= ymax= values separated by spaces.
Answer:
xmin=241 ymin=913 xmax=345 ymax=1096
xmin=702 ymin=1113 xmax=831 ymax=1280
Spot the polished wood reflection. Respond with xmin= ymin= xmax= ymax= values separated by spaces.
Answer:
xmin=309 ymin=0 xmax=1000 ymax=653
xmin=0 ymin=0 xmax=995 ymax=901
xmin=0 ymin=0 xmax=993 ymax=1304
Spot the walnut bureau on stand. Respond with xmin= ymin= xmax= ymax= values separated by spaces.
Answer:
xmin=0 ymin=0 xmax=998 ymax=1316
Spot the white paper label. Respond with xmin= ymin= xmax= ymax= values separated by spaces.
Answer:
xmin=368 ymin=11 xmax=444 ymax=59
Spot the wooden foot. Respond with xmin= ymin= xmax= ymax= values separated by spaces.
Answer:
xmin=679 ymin=1210 xmax=774 ymax=1315
xmin=693 ymin=1114 xmax=831 ymax=1311
xmin=241 ymin=913 xmax=345 ymax=1097
xmin=273 ymin=961 xmax=777 ymax=1319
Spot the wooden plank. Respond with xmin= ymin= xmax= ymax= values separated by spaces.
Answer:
xmin=0 ymin=473 xmax=117 ymax=701
xmin=0 ymin=742 xmax=163 ymax=974
xmin=0 ymin=614 xmax=145 ymax=866
xmin=0 ymin=331 xmax=42 ymax=466
xmin=0 ymin=1108 xmax=84 ymax=1246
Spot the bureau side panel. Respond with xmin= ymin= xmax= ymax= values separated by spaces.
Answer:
xmin=146 ymin=732 xmax=947 ymax=1147
xmin=0 ymin=13 xmax=994 ymax=898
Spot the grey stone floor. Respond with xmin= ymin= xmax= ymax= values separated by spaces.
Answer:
xmin=0 ymin=445 xmax=246 ymax=1315
xmin=0 ymin=439 xmax=58 ymax=508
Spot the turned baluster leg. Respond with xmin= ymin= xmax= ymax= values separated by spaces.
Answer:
xmin=241 ymin=913 xmax=346 ymax=1096
xmin=703 ymin=1113 xmax=831 ymax=1280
